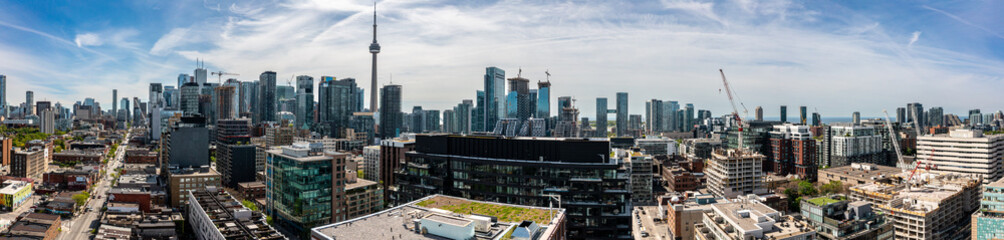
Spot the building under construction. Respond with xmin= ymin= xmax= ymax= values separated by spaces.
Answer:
xmin=848 ymin=173 xmax=980 ymax=240
xmin=705 ymin=149 xmax=768 ymax=199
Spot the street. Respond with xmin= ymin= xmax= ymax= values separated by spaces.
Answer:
xmin=633 ymin=206 xmax=673 ymax=240
xmin=59 ymin=130 xmax=129 ymax=240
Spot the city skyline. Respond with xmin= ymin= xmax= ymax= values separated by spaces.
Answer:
xmin=1 ymin=0 xmax=1003 ymax=118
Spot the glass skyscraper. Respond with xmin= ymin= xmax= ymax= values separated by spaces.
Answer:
xmin=483 ymin=67 xmax=505 ymax=130
xmin=616 ymin=92 xmax=628 ymax=136
xmin=596 ymin=97 xmax=607 ymax=137
xmin=537 ymin=81 xmax=549 ymax=119
xmin=379 ymin=84 xmax=402 ymax=138
xmin=318 ymin=77 xmax=358 ymax=137
xmin=295 ymin=76 xmax=314 ymax=130
xmin=259 ymin=71 xmax=277 ymax=123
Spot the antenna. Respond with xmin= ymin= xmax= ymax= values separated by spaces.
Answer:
xmin=545 ymin=70 xmax=551 ymax=81
xmin=517 ymin=67 xmax=522 ymax=78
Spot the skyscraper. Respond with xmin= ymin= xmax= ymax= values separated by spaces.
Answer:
xmin=259 ymin=71 xmax=277 ymax=123
xmin=755 ymin=106 xmax=763 ymax=121
xmin=379 ymin=84 xmax=402 ymax=138
xmin=112 ymin=89 xmax=117 ymax=117
xmin=928 ymin=107 xmax=944 ymax=127
xmin=596 ymin=97 xmax=608 ymax=137
xmin=780 ymin=105 xmax=787 ymax=123
xmin=180 ymin=82 xmax=201 ymax=115
xmin=0 ymin=75 xmax=5 ymax=116
xmin=318 ymin=77 xmax=358 ymax=137
xmin=896 ymin=107 xmax=906 ymax=124
xmin=907 ymin=102 xmax=924 ymax=129
xmin=483 ymin=67 xmax=505 ymax=129
xmin=25 ymin=91 xmax=33 ymax=116
xmin=239 ymin=81 xmax=258 ymax=118
xmin=295 ymin=75 xmax=314 ymax=130
xmin=177 ymin=74 xmax=189 ymax=88
xmin=214 ymin=86 xmax=235 ymax=120
xmin=684 ymin=103 xmax=694 ymax=131
xmin=799 ymin=106 xmax=807 ymax=125
xmin=472 ymin=90 xmax=485 ymax=132
xmin=149 ymin=83 xmax=163 ymax=111
xmin=537 ymin=81 xmax=550 ymax=119
xmin=852 ymin=112 xmax=861 ymax=125
xmin=506 ymin=76 xmax=530 ymax=120
xmin=616 ymin=92 xmax=628 ymax=136
xmin=369 ymin=4 xmax=381 ymax=113
xmin=646 ymin=99 xmax=663 ymax=134
xmin=194 ymin=65 xmax=207 ymax=86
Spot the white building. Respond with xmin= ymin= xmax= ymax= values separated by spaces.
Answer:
xmin=705 ymin=149 xmax=767 ymax=199
xmin=695 ymin=200 xmax=815 ymax=240
xmin=627 ymin=151 xmax=654 ymax=204
xmin=916 ymin=129 xmax=1004 ymax=183
xmin=830 ymin=125 xmax=884 ymax=167
xmin=362 ymin=145 xmax=380 ymax=182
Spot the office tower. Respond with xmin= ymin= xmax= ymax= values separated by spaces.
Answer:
xmin=258 ymin=71 xmax=277 ymax=123
xmin=472 ymin=90 xmax=485 ymax=132
xmin=149 ymin=83 xmax=163 ymax=111
xmin=239 ymin=81 xmax=258 ymax=118
xmin=120 ymin=97 xmax=131 ymax=122
xmin=222 ymin=79 xmax=241 ymax=118
xmin=162 ymin=116 xmax=209 ymax=169
xmin=646 ymin=99 xmax=663 ymax=134
xmin=355 ymin=87 xmax=364 ymax=112
xmin=917 ymin=129 xmax=1004 ymax=183
xmin=615 ymin=92 xmax=628 ymax=136
xmin=25 ymin=91 xmax=33 ymax=115
xmin=928 ymin=107 xmax=944 ymax=127
xmin=975 ymin=179 xmax=1004 ymax=240
xmin=395 ymin=135 xmax=630 ymax=239
xmin=194 ymin=65 xmax=207 ymax=86
xmin=798 ymin=106 xmax=807 ymax=125
xmin=266 ymin=143 xmax=347 ymax=237
xmin=706 ymin=149 xmax=767 ymax=199
xmin=596 ymin=98 xmax=608 ymax=137
xmin=907 ymin=102 xmax=924 ymax=130
xmin=318 ymin=77 xmax=358 ymax=137
xmin=409 ymin=106 xmax=424 ymax=133
xmin=663 ymin=101 xmax=679 ymax=131
xmin=849 ymin=175 xmax=979 ymax=240
xmin=276 ymin=85 xmax=294 ymax=102
xmin=483 ymin=67 xmax=505 ymax=130
xmin=39 ymin=109 xmax=54 ymax=134
xmin=769 ymin=124 xmax=816 ymax=180
xmin=424 ymin=110 xmax=440 ymax=132
xmin=215 ymin=119 xmax=254 ymax=188
xmin=369 ymin=4 xmax=380 ymax=113
xmin=378 ymin=84 xmax=402 ymax=138
xmin=349 ymin=112 xmax=376 ymax=143
xmin=537 ymin=81 xmax=550 ymax=118
xmin=970 ymin=109 xmax=983 ymax=126
xmin=295 ymin=76 xmax=314 ymax=130
xmin=180 ymin=82 xmax=200 ymax=115
xmin=214 ymin=86 xmax=235 ymax=120
xmin=852 ymin=112 xmax=861 ymax=125
xmin=163 ymin=86 xmax=178 ymax=109
xmin=754 ymin=106 xmax=763 ymax=121
xmin=684 ymin=103 xmax=694 ymax=131
xmin=112 ymin=89 xmax=118 ymax=117
xmin=177 ymin=73 xmax=189 ymax=87
xmin=780 ymin=105 xmax=787 ymax=123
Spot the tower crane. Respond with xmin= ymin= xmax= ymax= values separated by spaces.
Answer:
xmin=882 ymin=110 xmax=908 ymax=170
xmin=719 ymin=69 xmax=746 ymax=150
xmin=211 ymin=71 xmax=239 ymax=83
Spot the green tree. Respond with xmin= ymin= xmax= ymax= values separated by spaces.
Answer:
xmin=72 ymin=192 xmax=90 ymax=206
xmin=819 ymin=180 xmax=844 ymax=194
xmin=241 ymin=199 xmax=258 ymax=211
xmin=797 ymin=180 xmax=818 ymax=196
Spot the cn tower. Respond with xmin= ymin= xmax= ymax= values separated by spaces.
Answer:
xmin=368 ymin=3 xmax=380 ymax=113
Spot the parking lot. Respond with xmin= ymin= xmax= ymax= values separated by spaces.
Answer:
xmin=632 ymin=206 xmax=673 ymax=240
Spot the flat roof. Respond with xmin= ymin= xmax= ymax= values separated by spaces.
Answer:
xmin=345 ymin=179 xmax=377 ymax=190
xmin=312 ymin=194 xmax=565 ymax=240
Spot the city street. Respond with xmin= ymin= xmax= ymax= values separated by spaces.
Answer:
xmin=633 ymin=206 xmax=672 ymax=240
xmin=0 ymin=195 xmax=41 ymax=223
xmin=59 ymin=130 xmax=129 ymax=240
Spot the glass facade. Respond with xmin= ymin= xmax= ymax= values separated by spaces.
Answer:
xmin=537 ymin=85 xmax=549 ymax=119
xmin=976 ymin=183 xmax=1004 ymax=240
xmin=266 ymin=153 xmax=333 ymax=236
xmin=395 ymin=135 xmax=632 ymax=239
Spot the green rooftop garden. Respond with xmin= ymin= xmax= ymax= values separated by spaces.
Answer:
xmin=416 ymin=196 xmax=555 ymax=224
xmin=807 ymin=196 xmax=845 ymax=206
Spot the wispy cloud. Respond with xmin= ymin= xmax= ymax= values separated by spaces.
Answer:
xmin=908 ymin=31 xmax=921 ymax=47
xmin=922 ymin=5 xmax=1004 ymax=40
xmin=74 ymin=33 xmax=102 ymax=47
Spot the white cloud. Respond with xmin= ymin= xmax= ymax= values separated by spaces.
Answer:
xmin=74 ymin=33 xmax=103 ymax=47
xmin=908 ymin=31 xmax=921 ymax=47
xmin=149 ymin=28 xmax=192 ymax=55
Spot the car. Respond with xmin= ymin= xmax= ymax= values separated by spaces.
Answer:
xmin=640 ymin=231 xmax=649 ymax=237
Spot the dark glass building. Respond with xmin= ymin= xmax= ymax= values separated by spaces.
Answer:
xmin=378 ymin=84 xmax=402 ymax=138
xmin=395 ymin=135 xmax=632 ymax=239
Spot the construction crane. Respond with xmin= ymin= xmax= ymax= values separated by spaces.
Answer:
xmin=719 ymin=69 xmax=746 ymax=149
xmin=907 ymin=148 xmax=937 ymax=185
xmin=211 ymin=71 xmax=239 ymax=83
xmin=882 ymin=110 xmax=907 ymax=168
xmin=910 ymin=107 xmax=923 ymax=137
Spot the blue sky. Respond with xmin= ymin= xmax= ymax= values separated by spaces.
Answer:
xmin=1 ymin=0 xmax=1002 ymax=119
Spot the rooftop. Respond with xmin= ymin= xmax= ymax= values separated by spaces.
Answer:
xmin=820 ymin=163 xmax=902 ymax=181
xmin=806 ymin=196 xmax=844 ymax=206
xmin=0 ymin=181 xmax=30 ymax=195
xmin=312 ymin=194 xmax=565 ymax=240
xmin=188 ymin=189 xmax=285 ymax=240
xmin=345 ymin=178 xmax=377 ymax=190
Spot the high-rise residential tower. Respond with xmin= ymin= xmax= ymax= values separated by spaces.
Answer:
xmin=537 ymin=81 xmax=550 ymax=119
xmin=259 ymin=71 xmax=277 ymax=123
xmin=755 ymin=106 xmax=763 ymax=121
xmin=780 ymin=105 xmax=787 ymax=123
xmin=616 ymin=92 xmax=628 ymax=136
xmin=295 ymin=75 xmax=314 ymax=130
xmin=799 ymin=106 xmax=807 ymax=125
xmin=596 ymin=97 xmax=608 ymax=137
xmin=369 ymin=4 xmax=380 ymax=113
xmin=25 ymin=91 xmax=33 ymax=115
xmin=896 ymin=107 xmax=906 ymax=124
xmin=318 ymin=77 xmax=358 ymax=137
xmin=112 ymin=89 xmax=117 ymax=117
xmin=0 ymin=75 xmax=5 ymax=116
xmin=852 ymin=112 xmax=861 ymax=125
xmin=379 ymin=84 xmax=402 ymax=138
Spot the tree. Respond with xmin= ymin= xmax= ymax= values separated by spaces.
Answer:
xmin=819 ymin=180 xmax=844 ymax=194
xmin=72 ymin=192 xmax=89 ymax=206
xmin=797 ymin=180 xmax=818 ymax=196
xmin=241 ymin=199 xmax=258 ymax=211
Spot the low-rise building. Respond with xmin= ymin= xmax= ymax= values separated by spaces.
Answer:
xmin=849 ymin=173 xmax=980 ymax=240
xmin=52 ymin=149 xmax=103 ymax=165
xmin=311 ymin=194 xmax=566 ymax=240
xmin=344 ymin=178 xmax=383 ymax=220
xmin=0 ymin=180 xmax=32 ymax=211
xmin=661 ymin=192 xmax=716 ymax=240
xmin=11 ymin=148 xmax=45 ymax=180
xmin=664 ymin=166 xmax=699 ymax=192
xmin=695 ymin=200 xmax=815 ymax=240
xmin=186 ymin=188 xmax=285 ymax=240
xmin=124 ymin=148 xmax=158 ymax=164
xmin=167 ymin=167 xmax=221 ymax=207
xmin=1 ymin=213 xmax=61 ymax=240
xmin=236 ymin=181 xmax=265 ymax=200
xmin=817 ymin=163 xmax=901 ymax=186
xmin=800 ymin=196 xmax=892 ymax=240
xmin=42 ymin=169 xmax=98 ymax=191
